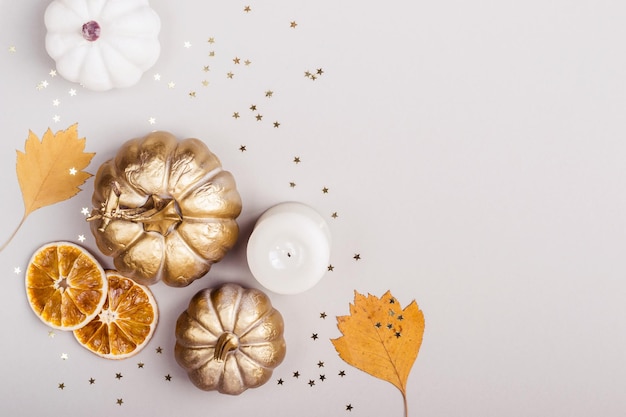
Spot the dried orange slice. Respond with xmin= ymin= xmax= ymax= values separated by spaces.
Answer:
xmin=74 ymin=271 xmax=158 ymax=359
xmin=25 ymin=242 xmax=108 ymax=331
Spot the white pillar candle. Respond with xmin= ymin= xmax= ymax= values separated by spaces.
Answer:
xmin=246 ymin=202 xmax=331 ymax=295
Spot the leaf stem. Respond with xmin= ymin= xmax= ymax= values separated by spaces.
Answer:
xmin=0 ymin=213 xmax=26 ymax=253
xmin=403 ymin=391 xmax=408 ymax=417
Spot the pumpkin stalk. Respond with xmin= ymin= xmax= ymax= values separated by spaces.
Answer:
xmin=88 ymin=181 xmax=182 ymax=236
xmin=214 ymin=332 xmax=239 ymax=362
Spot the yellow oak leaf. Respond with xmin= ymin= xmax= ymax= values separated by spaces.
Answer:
xmin=0 ymin=124 xmax=94 ymax=251
xmin=331 ymin=290 xmax=425 ymax=417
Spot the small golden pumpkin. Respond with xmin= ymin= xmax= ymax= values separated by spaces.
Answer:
xmin=89 ymin=131 xmax=242 ymax=287
xmin=175 ymin=283 xmax=286 ymax=395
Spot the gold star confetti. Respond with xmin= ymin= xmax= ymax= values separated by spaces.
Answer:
xmin=322 ymin=187 xmax=329 ymax=193
xmin=49 ymin=69 xmax=57 ymax=77
xmin=328 ymin=264 xmax=334 ymax=271
xmin=249 ymin=104 xmax=257 ymax=111
xmin=232 ymin=112 xmax=240 ymax=119
xmin=320 ymin=312 xmax=327 ymax=319
xmin=48 ymin=330 xmax=55 ymax=338
xmin=308 ymin=379 xmax=315 ymax=387
xmin=165 ymin=374 xmax=172 ymax=381
xmin=346 ymin=404 xmax=354 ymax=411
xmin=239 ymin=145 xmax=247 ymax=152
xmin=305 ymin=71 xmax=312 ymax=78
xmin=207 ymin=37 xmax=215 ymax=44
xmin=233 ymin=57 xmax=240 ymax=64
xmin=8 ymin=45 xmax=16 ymax=52
xmin=319 ymin=374 xmax=326 ymax=381
xmin=153 ymin=73 xmax=161 ymax=81
xmin=203 ymin=65 xmax=210 ymax=72
xmin=277 ymin=378 xmax=284 ymax=385
xmin=189 ymin=91 xmax=196 ymax=98
xmin=339 ymin=370 xmax=346 ymax=377
xmin=331 ymin=212 xmax=339 ymax=218
xmin=58 ymin=383 xmax=65 ymax=390
xmin=14 ymin=266 xmax=21 ymax=274
xmin=311 ymin=333 xmax=319 ymax=340
xmin=78 ymin=234 xmax=86 ymax=242
xmin=138 ymin=362 xmax=144 ymax=368
xmin=244 ymin=5 xmax=251 ymax=12
xmin=89 ymin=378 xmax=95 ymax=384
xmin=265 ymin=90 xmax=273 ymax=97
xmin=61 ymin=353 xmax=68 ymax=360
xmin=255 ymin=114 xmax=263 ymax=121
xmin=115 ymin=372 xmax=123 ymax=380
xmin=156 ymin=346 xmax=163 ymax=354
xmin=168 ymin=81 xmax=175 ymax=88
xmin=209 ymin=51 xmax=215 ymax=57
xmin=289 ymin=182 xmax=296 ymax=188
xmin=201 ymin=80 xmax=209 ymax=87
xmin=68 ymin=89 xmax=77 ymax=96
xmin=244 ymin=59 xmax=251 ymax=66
xmin=293 ymin=156 xmax=301 ymax=164
xmin=148 ymin=117 xmax=156 ymax=124
xmin=273 ymin=121 xmax=280 ymax=128
xmin=293 ymin=371 xmax=300 ymax=378
xmin=184 ymin=41 xmax=192 ymax=48
xmin=227 ymin=72 xmax=234 ymax=79
xmin=290 ymin=21 xmax=298 ymax=28
xmin=353 ymin=253 xmax=361 ymax=261
xmin=116 ymin=399 xmax=123 ymax=406
xmin=318 ymin=361 xmax=325 ymax=367
xmin=52 ymin=99 xmax=60 ymax=106
xmin=69 ymin=167 xmax=77 ymax=175
xmin=317 ymin=68 xmax=324 ymax=75
xmin=81 ymin=207 xmax=90 ymax=215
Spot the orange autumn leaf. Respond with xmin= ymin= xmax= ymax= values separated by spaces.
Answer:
xmin=0 ymin=124 xmax=94 ymax=252
xmin=331 ymin=290 xmax=425 ymax=416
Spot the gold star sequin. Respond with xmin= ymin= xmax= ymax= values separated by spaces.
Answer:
xmin=189 ymin=91 xmax=196 ymax=98
xmin=322 ymin=187 xmax=329 ymax=193
xmin=289 ymin=182 xmax=296 ymax=188
xmin=165 ymin=374 xmax=172 ymax=381
xmin=273 ymin=121 xmax=280 ymax=128
xmin=156 ymin=346 xmax=163 ymax=354
xmin=249 ymin=104 xmax=257 ymax=111
xmin=316 ymin=68 xmax=324 ymax=75
xmin=58 ymin=383 xmax=65 ymax=390
xmin=227 ymin=72 xmax=234 ymax=79
xmin=244 ymin=59 xmax=251 ymax=66
xmin=255 ymin=114 xmax=263 ymax=121
xmin=233 ymin=57 xmax=241 ymax=64
xmin=293 ymin=157 xmax=301 ymax=164
xmin=265 ymin=90 xmax=273 ymax=97
xmin=290 ymin=21 xmax=298 ymax=28
xmin=239 ymin=145 xmax=247 ymax=152
xmin=137 ymin=362 xmax=144 ymax=368
xmin=209 ymin=51 xmax=215 ymax=57
xmin=353 ymin=253 xmax=361 ymax=261
xmin=116 ymin=399 xmax=124 ymax=406
xmin=89 ymin=378 xmax=95 ymax=384
xmin=201 ymin=80 xmax=209 ymax=87
xmin=232 ymin=112 xmax=240 ymax=119
xmin=203 ymin=65 xmax=210 ymax=72
xmin=331 ymin=212 xmax=338 ymax=218
xmin=8 ymin=45 xmax=16 ymax=53
xmin=327 ymin=264 xmax=334 ymax=271
xmin=244 ymin=5 xmax=251 ymax=12
xmin=207 ymin=37 xmax=215 ymax=44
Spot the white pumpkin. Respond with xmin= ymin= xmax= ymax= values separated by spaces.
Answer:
xmin=44 ymin=0 xmax=161 ymax=91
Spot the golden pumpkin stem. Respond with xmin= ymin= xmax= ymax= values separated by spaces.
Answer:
xmin=214 ymin=332 xmax=240 ymax=362
xmin=87 ymin=181 xmax=182 ymax=236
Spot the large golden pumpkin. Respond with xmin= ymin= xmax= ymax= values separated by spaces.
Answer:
xmin=175 ymin=283 xmax=286 ymax=395
xmin=89 ymin=131 xmax=242 ymax=287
